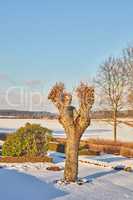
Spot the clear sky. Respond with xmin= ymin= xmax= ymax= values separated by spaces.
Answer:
xmin=0 ymin=0 xmax=133 ymax=110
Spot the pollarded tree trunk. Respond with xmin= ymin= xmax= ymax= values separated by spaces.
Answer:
xmin=48 ymin=82 xmax=94 ymax=182
xmin=64 ymin=132 xmax=80 ymax=182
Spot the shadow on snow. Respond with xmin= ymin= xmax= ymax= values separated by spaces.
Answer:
xmin=0 ymin=168 xmax=67 ymax=200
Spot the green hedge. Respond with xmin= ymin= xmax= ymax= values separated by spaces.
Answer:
xmin=2 ymin=123 xmax=52 ymax=157
xmin=48 ymin=142 xmax=65 ymax=153
xmin=0 ymin=156 xmax=53 ymax=163
xmin=79 ymin=149 xmax=100 ymax=156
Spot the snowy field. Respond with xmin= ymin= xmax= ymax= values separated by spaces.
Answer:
xmin=0 ymin=153 xmax=133 ymax=200
xmin=0 ymin=118 xmax=132 ymax=141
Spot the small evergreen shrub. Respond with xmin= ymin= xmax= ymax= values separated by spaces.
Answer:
xmin=2 ymin=123 xmax=52 ymax=157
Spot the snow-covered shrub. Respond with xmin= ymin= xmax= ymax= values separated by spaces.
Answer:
xmin=2 ymin=123 xmax=52 ymax=157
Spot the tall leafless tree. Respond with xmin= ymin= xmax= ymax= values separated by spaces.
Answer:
xmin=95 ymin=57 xmax=127 ymax=141
xmin=123 ymin=46 xmax=133 ymax=108
xmin=48 ymin=82 xmax=94 ymax=182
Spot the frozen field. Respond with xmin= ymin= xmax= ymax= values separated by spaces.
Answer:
xmin=0 ymin=118 xmax=132 ymax=141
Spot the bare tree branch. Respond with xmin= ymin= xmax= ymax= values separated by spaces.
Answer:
xmin=95 ymin=56 xmax=128 ymax=140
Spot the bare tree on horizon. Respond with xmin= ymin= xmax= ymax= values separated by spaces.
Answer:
xmin=95 ymin=57 xmax=128 ymax=141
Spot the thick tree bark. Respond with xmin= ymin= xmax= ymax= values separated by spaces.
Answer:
xmin=64 ymin=133 xmax=80 ymax=182
xmin=48 ymin=82 xmax=94 ymax=183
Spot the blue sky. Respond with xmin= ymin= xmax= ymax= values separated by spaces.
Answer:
xmin=0 ymin=0 xmax=133 ymax=110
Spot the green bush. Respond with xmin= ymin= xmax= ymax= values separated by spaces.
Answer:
xmin=2 ymin=123 xmax=52 ymax=157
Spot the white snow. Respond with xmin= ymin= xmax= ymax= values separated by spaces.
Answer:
xmin=0 ymin=118 xmax=132 ymax=141
xmin=0 ymin=140 xmax=4 ymax=145
xmin=0 ymin=153 xmax=133 ymax=200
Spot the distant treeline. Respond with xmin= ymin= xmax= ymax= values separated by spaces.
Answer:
xmin=91 ymin=110 xmax=133 ymax=119
xmin=0 ymin=110 xmax=58 ymax=119
xmin=0 ymin=109 xmax=132 ymax=119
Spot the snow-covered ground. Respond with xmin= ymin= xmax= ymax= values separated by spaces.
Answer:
xmin=0 ymin=118 xmax=133 ymax=141
xmin=0 ymin=118 xmax=133 ymax=199
xmin=0 ymin=153 xmax=133 ymax=200
xmin=0 ymin=140 xmax=4 ymax=146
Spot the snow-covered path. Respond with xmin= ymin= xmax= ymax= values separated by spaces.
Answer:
xmin=0 ymin=153 xmax=133 ymax=200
